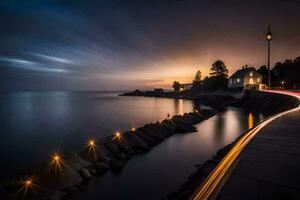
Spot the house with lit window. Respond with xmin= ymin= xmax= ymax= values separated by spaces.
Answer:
xmin=179 ymin=83 xmax=193 ymax=91
xmin=228 ymin=67 xmax=264 ymax=90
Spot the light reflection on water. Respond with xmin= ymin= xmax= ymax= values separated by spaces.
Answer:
xmin=68 ymin=107 xmax=264 ymax=200
xmin=0 ymin=91 xmax=265 ymax=199
xmin=0 ymin=91 xmax=196 ymax=178
xmin=248 ymin=112 xmax=254 ymax=129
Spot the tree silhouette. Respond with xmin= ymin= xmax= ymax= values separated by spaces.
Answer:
xmin=209 ymin=60 xmax=228 ymax=77
xmin=194 ymin=70 xmax=202 ymax=82
xmin=257 ymin=65 xmax=269 ymax=84
xmin=172 ymin=81 xmax=181 ymax=92
xmin=251 ymin=56 xmax=300 ymax=88
xmin=270 ymin=57 xmax=300 ymax=88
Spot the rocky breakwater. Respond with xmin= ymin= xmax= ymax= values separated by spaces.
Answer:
xmin=168 ymin=90 xmax=300 ymax=199
xmin=0 ymin=109 xmax=216 ymax=200
xmin=234 ymin=90 xmax=300 ymax=116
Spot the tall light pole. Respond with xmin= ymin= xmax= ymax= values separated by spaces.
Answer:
xmin=266 ymin=26 xmax=272 ymax=89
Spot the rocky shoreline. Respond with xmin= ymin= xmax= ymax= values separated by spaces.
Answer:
xmin=0 ymin=109 xmax=217 ymax=200
xmin=233 ymin=90 xmax=300 ymax=115
xmin=167 ymin=128 xmax=250 ymax=200
xmin=121 ymin=90 xmax=238 ymax=110
xmin=2 ymin=90 xmax=298 ymax=200
xmin=166 ymin=90 xmax=300 ymax=199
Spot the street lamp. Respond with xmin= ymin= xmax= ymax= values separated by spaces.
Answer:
xmin=266 ymin=26 xmax=272 ymax=89
xmin=113 ymin=132 xmax=122 ymax=141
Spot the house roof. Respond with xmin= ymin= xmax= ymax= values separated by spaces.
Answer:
xmin=229 ymin=67 xmax=257 ymax=78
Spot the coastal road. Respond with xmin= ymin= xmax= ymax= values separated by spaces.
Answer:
xmin=190 ymin=90 xmax=300 ymax=200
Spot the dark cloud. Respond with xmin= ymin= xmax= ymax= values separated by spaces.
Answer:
xmin=0 ymin=0 xmax=299 ymax=91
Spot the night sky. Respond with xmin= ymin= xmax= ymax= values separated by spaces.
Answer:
xmin=0 ymin=0 xmax=299 ymax=91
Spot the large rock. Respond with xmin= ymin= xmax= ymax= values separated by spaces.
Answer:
xmin=135 ymin=129 xmax=158 ymax=146
xmin=79 ymin=168 xmax=92 ymax=179
xmin=49 ymin=190 xmax=64 ymax=200
xmin=142 ymin=125 xmax=165 ymax=142
xmin=110 ymin=160 xmax=126 ymax=171
xmin=171 ymin=117 xmax=197 ymax=133
xmin=118 ymin=153 xmax=128 ymax=161
xmin=95 ymin=162 xmax=109 ymax=172
xmin=65 ymin=152 xmax=91 ymax=171
xmin=97 ymin=154 xmax=112 ymax=164
xmin=106 ymin=143 xmax=120 ymax=154
xmin=122 ymin=132 xmax=150 ymax=153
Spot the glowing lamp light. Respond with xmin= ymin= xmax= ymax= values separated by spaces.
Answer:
xmin=86 ymin=139 xmax=97 ymax=160
xmin=89 ymin=140 xmax=96 ymax=147
xmin=53 ymin=155 xmax=60 ymax=161
xmin=17 ymin=178 xmax=35 ymax=195
xmin=113 ymin=132 xmax=122 ymax=141
xmin=25 ymin=179 xmax=32 ymax=186
xmin=131 ymin=128 xmax=136 ymax=132
xmin=50 ymin=153 xmax=64 ymax=172
xmin=266 ymin=27 xmax=272 ymax=41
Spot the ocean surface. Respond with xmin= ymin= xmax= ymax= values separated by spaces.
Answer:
xmin=0 ymin=91 xmax=196 ymax=177
xmin=0 ymin=91 xmax=264 ymax=199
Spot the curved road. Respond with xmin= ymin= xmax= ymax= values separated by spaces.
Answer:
xmin=190 ymin=90 xmax=300 ymax=200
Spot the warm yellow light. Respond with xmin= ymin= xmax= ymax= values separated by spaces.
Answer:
xmin=248 ymin=113 xmax=253 ymax=129
xmin=50 ymin=153 xmax=64 ymax=172
xmin=131 ymin=128 xmax=136 ymax=132
xmin=17 ymin=177 xmax=35 ymax=196
xmin=89 ymin=140 xmax=95 ymax=146
xmin=24 ymin=179 xmax=32 ymax=186
xmin=53 ymin=155 xmax=60 ymax=161
xmin=249 ymin=78 xmax=253 ymax=84
xmin=113 ymin=132 xmax=122 ymax=141
xmin=86 ymin=139 xmax=97 ymax=160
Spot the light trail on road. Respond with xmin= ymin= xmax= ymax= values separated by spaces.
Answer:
xmin=190 ymin=90 xmax=300 ymax=200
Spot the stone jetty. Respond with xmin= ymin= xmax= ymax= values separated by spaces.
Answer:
xmin=168 ymin=90 xmax=300 ymax=200
xmin=0 ymin=109 xmax=216 ymax=200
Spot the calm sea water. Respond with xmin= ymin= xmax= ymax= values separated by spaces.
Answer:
xmin=68 ymin=103 xmax=264 ymax=200
xmin=0 ymin=91 xmax=264 ymax=199
xmin=0 ymin=91 xmax=196 ymax=178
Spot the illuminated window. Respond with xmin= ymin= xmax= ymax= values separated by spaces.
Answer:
xmin=237 ymin=78 xmax=240 ymax=83
xmin=257 ymin=78 xmax=260 ymax=82
xmin=249 ymin=78 xmax=253 ymax=84
xmin=250 ymin=71 xmax=253 ymax=76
